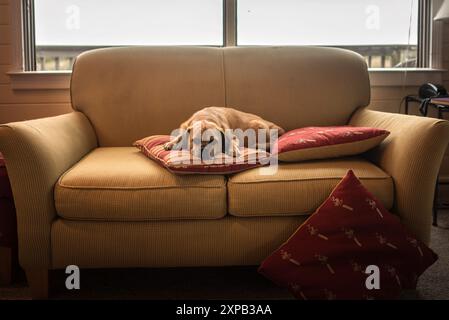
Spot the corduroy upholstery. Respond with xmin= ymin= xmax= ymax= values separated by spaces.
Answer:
xmin=350 ymin=108 xmax=449 ymax=243
xmin=51 ymin=216 xmax=308 ymax=269
xmin=71 ymin=47 xmax=226 ymax=146
xmin=0 ymin=47 xmax=448 ymax=285
xmin=70 ymin=46 xmax=370 ymax=146
xmin=55 ymin=152 xmax=393 ymax=221
xmin=228 ymin=157 xmax=393 ymax=217
xmin=0 ymin=113 xmax=97 ymax=269
xmin=223 ymin=47 xmax=370 ymax=131
xmin=55 ymin=147 xmax=227 ymax=221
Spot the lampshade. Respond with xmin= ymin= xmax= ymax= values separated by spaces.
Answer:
xmin=435 ymin=0 xmax=449 ymax=21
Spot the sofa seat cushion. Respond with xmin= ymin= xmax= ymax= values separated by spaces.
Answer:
xmin=228 ymin=157 xmax=393 ymax=217
xmin=55 ymin=147 xmax=227 ymax=221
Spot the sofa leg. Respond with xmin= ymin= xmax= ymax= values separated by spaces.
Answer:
xmin=26 ymin=269 xmax=49 ymax=299
xmin=0 ymin=247 xmax=12 ymax=285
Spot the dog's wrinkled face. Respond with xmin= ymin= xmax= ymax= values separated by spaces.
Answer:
xmin=164 ymin=120 xmax=241 ymax=157
xmin=187 ymin=120 xmax=225 ymax=150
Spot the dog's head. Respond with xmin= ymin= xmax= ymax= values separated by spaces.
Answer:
xmin=183 ymin=120 xmax=226 ymax=152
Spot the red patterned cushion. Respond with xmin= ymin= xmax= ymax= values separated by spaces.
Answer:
xmin=274 ymin=126 xmax=389 ymax=162
xmin=134 ymin=135 xmax=270 ymax=174
xmin=0 ymin=153 xmax=13 ymax=198
xmin=258 ymin=170 xmax=437 ymax=300
xmin=0 ymin=152 xmax=17 ymax=248
xmin=0 ymin=199 xmax=16 ymax=247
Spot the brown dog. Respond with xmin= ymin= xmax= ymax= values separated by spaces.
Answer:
xmin=164 ymin=106 xmax=285 ymax=156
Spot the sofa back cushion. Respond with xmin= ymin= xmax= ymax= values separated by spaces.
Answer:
xmin=71 ymin=47 xmax=226 ymax=147
xmin=223 ymin=47 xmax=370 ymax=132
xmin=71 ymin=46 xmax=370 ymax=147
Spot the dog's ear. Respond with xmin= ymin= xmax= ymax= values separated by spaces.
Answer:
xmin=183 ymin=125 xmax=196 ymax=137
xmin=203 ymin=120 xmax=225 ymax=134
xmin=216 ymin=126 xmax=226 ymax=135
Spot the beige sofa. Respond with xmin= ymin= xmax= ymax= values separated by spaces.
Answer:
xmin=1 ymin=47 xmax=449 ymax=299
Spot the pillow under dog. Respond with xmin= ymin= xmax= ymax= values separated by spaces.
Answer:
xmin=274 ymin=126 xmax=389 ymax=162
xmin=133 ymin=135 xmax=270 ymax=175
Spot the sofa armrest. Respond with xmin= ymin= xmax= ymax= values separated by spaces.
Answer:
xmin=349 ymin=108 xmax=449 ymax=244
xmin=0 ymin=112 xmax=97 ymax=269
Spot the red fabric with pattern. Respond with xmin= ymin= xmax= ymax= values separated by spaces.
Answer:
xmin=0 ymin=199 xmax=16 ymax=247
xmin=134 ymin=135 xmax=270 ymax=175
xmin=0 ymin=155 xmax=13 ymax=198
xmin=259 ymin=170 xmax=438 ymax=300
xmin=274 ymin=126 xmax=389 ymax=158
xmin=0 ymin=153 xmax=17 ymax=247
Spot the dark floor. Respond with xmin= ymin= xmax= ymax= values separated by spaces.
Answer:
xmin=1 ymin=211 xmax=449 ymax=300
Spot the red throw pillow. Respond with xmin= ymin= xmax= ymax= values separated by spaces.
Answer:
xmin=259 ymin=170 xmax=438 ymax=300
xmin=274 ymin=126 xmax=389 ymax=162
xmin=0 ymin=153 xmax=13 ymax=198
xmin=134 ymin=135 xmax=270 ymax=174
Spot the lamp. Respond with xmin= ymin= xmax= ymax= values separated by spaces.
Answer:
xmin=435 ymin=0 xmax=449 ymax=21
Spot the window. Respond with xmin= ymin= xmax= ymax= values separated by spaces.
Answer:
xmin=24 ymin=0 xmax=431 ymax=71
xmin=32 ymin=0 xmax=223 ymax=71
xmin=237 ymin=0 xmax=420 ymax=68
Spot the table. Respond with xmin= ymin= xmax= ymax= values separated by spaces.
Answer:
xmin=405 ymin=95 xmax=449 ymax=118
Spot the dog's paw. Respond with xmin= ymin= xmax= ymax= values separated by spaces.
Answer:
xmin=232 ymin=144 xmax=242 ymax=158
xmin=163 ymin=142 xmax=174 ymax=151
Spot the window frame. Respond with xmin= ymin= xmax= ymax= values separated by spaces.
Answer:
xmin=8 ymin=0 xmax=445 ymax=90
xmin=23 ymin=0 xmax=435 ymax=70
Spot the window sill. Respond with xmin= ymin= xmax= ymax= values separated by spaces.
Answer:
xmin=7 ymin=68 xmax=447 ymax=91
xmin=368 ymin=68 xmax=446 ymax=87
xmin=7 ymin=71 xmax=71 ymax=90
